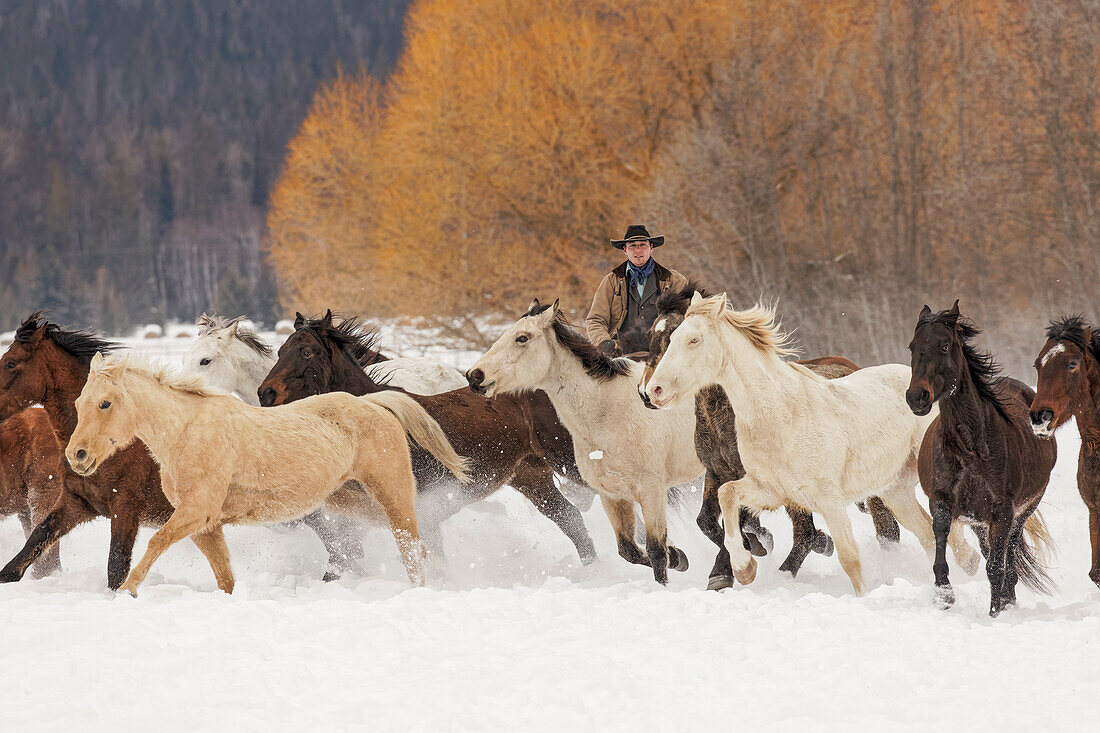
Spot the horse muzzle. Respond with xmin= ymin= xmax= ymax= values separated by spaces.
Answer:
xmin=66 ymin=447 xmax=98 ymax=476
xmin=905 ymin=387 xmax=933 ymax=416
xmin=465 ymin=368 xmax=494 ymax=396
xmin=1029 ymin=408 xmax=1056 ymax=438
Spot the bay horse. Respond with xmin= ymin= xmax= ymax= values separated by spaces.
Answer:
xmin=0 ymin=407 xmax=65 ymax=578
xmin=257 ymin=312 xmax=598 ymax=564
xmin=0 ymin=313 xmax=173 ymax=589
xmin=644 ymin=293 xmax=980 ymax=594
xmin=466 ymin=300 xmax=701 ymax=585
xmin=907 ymin=301 xmax=1057 ymax=615
xmin=1029 ymin=315 xmax=1100 ymax=588
xmin=67 ymin=352 xmax=468 ymax=595
xmin=635 ymin=283 xmax=900 ymax=590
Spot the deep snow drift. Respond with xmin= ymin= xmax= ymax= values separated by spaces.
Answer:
xmin=1 ymin=330 xmax=1097 ymax=731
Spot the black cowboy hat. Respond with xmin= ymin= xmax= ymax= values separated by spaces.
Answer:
xmin=611 ymin=224 xmax=665 ymax=249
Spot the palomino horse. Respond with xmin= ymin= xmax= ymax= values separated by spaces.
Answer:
xmin=0 ymin=314 xmax=174 ymax=589
xmin=644 ymin=293 xmax=980 ymax=594
xmin=1030 ymin=315 xmax=1100 ymax=588
xmin=66 ymin=353 xmax=469 ymax=595
xmin=635 ymin=282 xmax=900 ymax=590
xmin=0 ymin=407 xmax=64 ymax=578
xmin=908 ymin=302 xmax=1057 ymax=615
xmin=467 ymin=300 xmax=701 ymax=585
xmin=183 ymin=312 xmax=467 ymax=401
xmin=257 ymin=312 xmax=598 ymax=564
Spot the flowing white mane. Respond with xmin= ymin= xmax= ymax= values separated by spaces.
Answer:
xmin=93 ymin=353 xmax=230 ymax=398
xmin=686 ymin=295 xmax=799 ymax=359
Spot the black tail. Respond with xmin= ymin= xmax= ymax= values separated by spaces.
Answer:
xmin=1014 ymin=533 xmax=1056 ymax=595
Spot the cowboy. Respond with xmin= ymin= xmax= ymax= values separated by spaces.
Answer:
xmin=585 ymin=224 xmax=689 ymax=356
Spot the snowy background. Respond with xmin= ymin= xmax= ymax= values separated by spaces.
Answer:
xmin=1 ymin=326 xmax=1097 ymax=731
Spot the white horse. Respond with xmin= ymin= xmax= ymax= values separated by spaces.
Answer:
xmin=643 ymin=293 xmax=980 ymax=594
xmin=181 ymin=313 xmax=467 ymax=402
xmin=467 ymin=299 xmax=702 ymax=584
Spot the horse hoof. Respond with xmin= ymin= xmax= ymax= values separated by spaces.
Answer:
xmin=0 ymin=568 xmax=22 ymax=584
xmin=707 ymin=575 xmax=734 ymax=591
xmin=744 ymin=533 xmax=769 ymax=557
xmin=733 ymin=558 xmax=757 ymax=585
xmin=812 ymin=532 xmax=834 ymax=557
xmin=934 ymin=585 xmax=955 ymax=609
xmin=668 ymin=547 xmax=689 ymax=572
xmin=321 ymin=570 xmax=340 ymax=582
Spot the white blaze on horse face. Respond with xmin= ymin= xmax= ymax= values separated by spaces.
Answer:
xmin=1040 ymin=343 xmax=1065 ymax=368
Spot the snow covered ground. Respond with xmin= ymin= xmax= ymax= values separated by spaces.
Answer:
xmin=1 ymin=328 xmax=1097 ymax=731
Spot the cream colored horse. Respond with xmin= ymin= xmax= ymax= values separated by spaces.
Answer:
xmin=643 ymin=293 xmax=980 ymax=594
xmin=466 ymin=300 xmax=701 ymax=585
xmin=66 ymin=352 xmax=469 ymax=596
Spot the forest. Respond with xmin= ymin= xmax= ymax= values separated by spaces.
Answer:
xmin=3 ymin=0 xmax=1098 ymax=374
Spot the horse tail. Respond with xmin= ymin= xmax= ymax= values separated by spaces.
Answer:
xmin=362 ymin=392 xmax=471 ymax=484
xmin=1016 ymin=510 xmax=1056 ymax=595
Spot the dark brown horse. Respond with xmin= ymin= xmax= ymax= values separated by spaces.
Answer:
xmin=0 ymin=314 xmax=173 ymax=588
xmin=1029 ymin=315 xmax=1100 ymax=588
xmin=906 ymin=301 xmax=1056 ymax=616
xmin=634 ymin=283 xmax=899 ymax=590
xmin=257 ymin=312 xmax=597 ymax=563
xmin=0 ymin=407 xmax=65 ymax=578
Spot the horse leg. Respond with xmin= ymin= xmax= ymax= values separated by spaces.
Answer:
xmin=190 ymin=525 xmax=235 ymax=594
xmin=986 ymin=513 xmax=1013 ymax=617
xmin=1088 ymin=503 xmax=1100 ymax=588
xmin=354 ymin=467 xmax=427 ymax=587
xmin=119 ymin=504 xmax=215 ymax=596
xmin=739 ymin=508 xmax=772 ymax=556
xmin=602 ymin=497 xmax=649 ymax=567
xmin=696 ymin=472 xmax=733 ymax=590
xmin=0 ymin=493 xmax=94 ymax=583
xmin=875 ymin=465 xmax=936 ymax=553
xmin=301 ymin=508 xmax=365 ymax=581
xmin=510 ymin=458 xmax=597 ymax=565
xmin=931 ymin=501 xmax=954 ymax=608
xmin=947 ymin=521 xmax=981 ymax=576
xmin=819 ymin=506 xmax=865 ymax=595
xmin=778 ymin=507 xmax=832 ymax=577
xmin=718 ymin=480 xmax=757 ymax=585
xmin=18 ymin=510 xmax=60 ymax=579
xmin=106 ymin=504 xmax=142 ymax=590
xmin=637 ymin=488 xmax=678 ymax=585
xmin=867 ymin=496 xmax=900 ymax=546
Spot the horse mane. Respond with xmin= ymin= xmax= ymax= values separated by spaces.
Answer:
xmin=197 ymin=313 xmax=273 ymax=358
xmin=523 ymin=302 xmax=631 ymax=381
xmin=655 ymin=279 xmax=708 ymax=318
xmin=93 ymin=354 xmax=229 ymax=398
xmin=1046 ymin=315 xmax=1100 ymax=363
xmin=920 ymin=307 xmax=1011 ymax=418
xmin=15 ymin=311 xmax=119 ymax=363
xmin=299 ymin=314 xmax=389 ymax=368
xmin=685 ymin=295 xmax=798 ymax=358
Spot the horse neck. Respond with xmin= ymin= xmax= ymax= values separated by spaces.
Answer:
xmin=538 ymin=341 xmax=635 ymax=435
xmin=40 ymin=352 xmax=92 ymax=443
xmin=1074 ymin=357 xmax=1100 ymax=450
xmin=937 ymin=364 xmax=998 ymax=455
xmin=330 ymin=346 xmax=389 ymax=395
xmin=123 ymin=372 xmax=198 ymax=459
xmin=233 ymin=347 xmax=276 ymax=403
xmin=710 ymin=328 xmax=796 ymax=428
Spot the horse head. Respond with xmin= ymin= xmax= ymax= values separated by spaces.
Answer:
xmin=466 ymin=299 xmax=561 ymax=398
xmin=636 ymin=281 xmax=706 ymax=409
xmin=67 ymin=352 xmax=139 ymax=475
xmin=183 ymin=313 xmax=273 ymax=404
xmin=905 ymin=301 xmax=969 ymax=416
xmin=1030 ymin=315 xmax=1099 ymax=438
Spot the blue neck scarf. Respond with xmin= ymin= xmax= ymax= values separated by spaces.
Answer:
xmin=627 ymin=258 xmax=656 ymax=290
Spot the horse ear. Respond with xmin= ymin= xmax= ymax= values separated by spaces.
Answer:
xmin=29 ymin=325 xmax=46 ymax=345
xmin=294 ymin=312 xmax=305 ymax=329
xmin=528 ymin=298 xmax=541 ymax=313
xmin=689 ymin=291 xmax=705 ymax=308
xmin=227 ymin=321 xmax=239 ymax=338
xmin=919 ymin=305 xmax=932 ymax=319
xmin=716 ymin=293 xmax=729 ymax=312
xmin=322 ymin=309 xmax=333 ymax=328
xmin=949 ymin=299 xmax=960 ymax=316
xmin=90 ymin=351 xmax=105 ymax=370
xmin=551 ymin=298 xmax=560 ymax=316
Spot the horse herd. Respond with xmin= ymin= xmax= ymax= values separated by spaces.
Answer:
xmin=0 ymin=285 xmax=1097 ymax=617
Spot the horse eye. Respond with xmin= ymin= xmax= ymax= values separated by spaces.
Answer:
xmin=5 ymin=361 xmax=14 ymax=369
xmin=199 ymin=358 xmax=211 ymax=366
xmin=515 ymin=335 xmax=529 ymax=344
xmin=302 ymin=348 xmax=313 ymax=358
xmin=941 ymin=344 xmax=950 ymax=353
xmin=1068 ymin=361 xmax=1078 ymax=370
xmin=689 ymin=337 xmax=700 ymax=345
xmin=99 ymin=400 xmax=112 ymax=410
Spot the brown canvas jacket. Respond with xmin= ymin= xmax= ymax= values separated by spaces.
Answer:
xmin=585 ymin=260 xmax=688 ymax=346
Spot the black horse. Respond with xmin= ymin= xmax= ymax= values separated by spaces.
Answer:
xmin=906 ymin=301 xmax=1056 ymax=616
